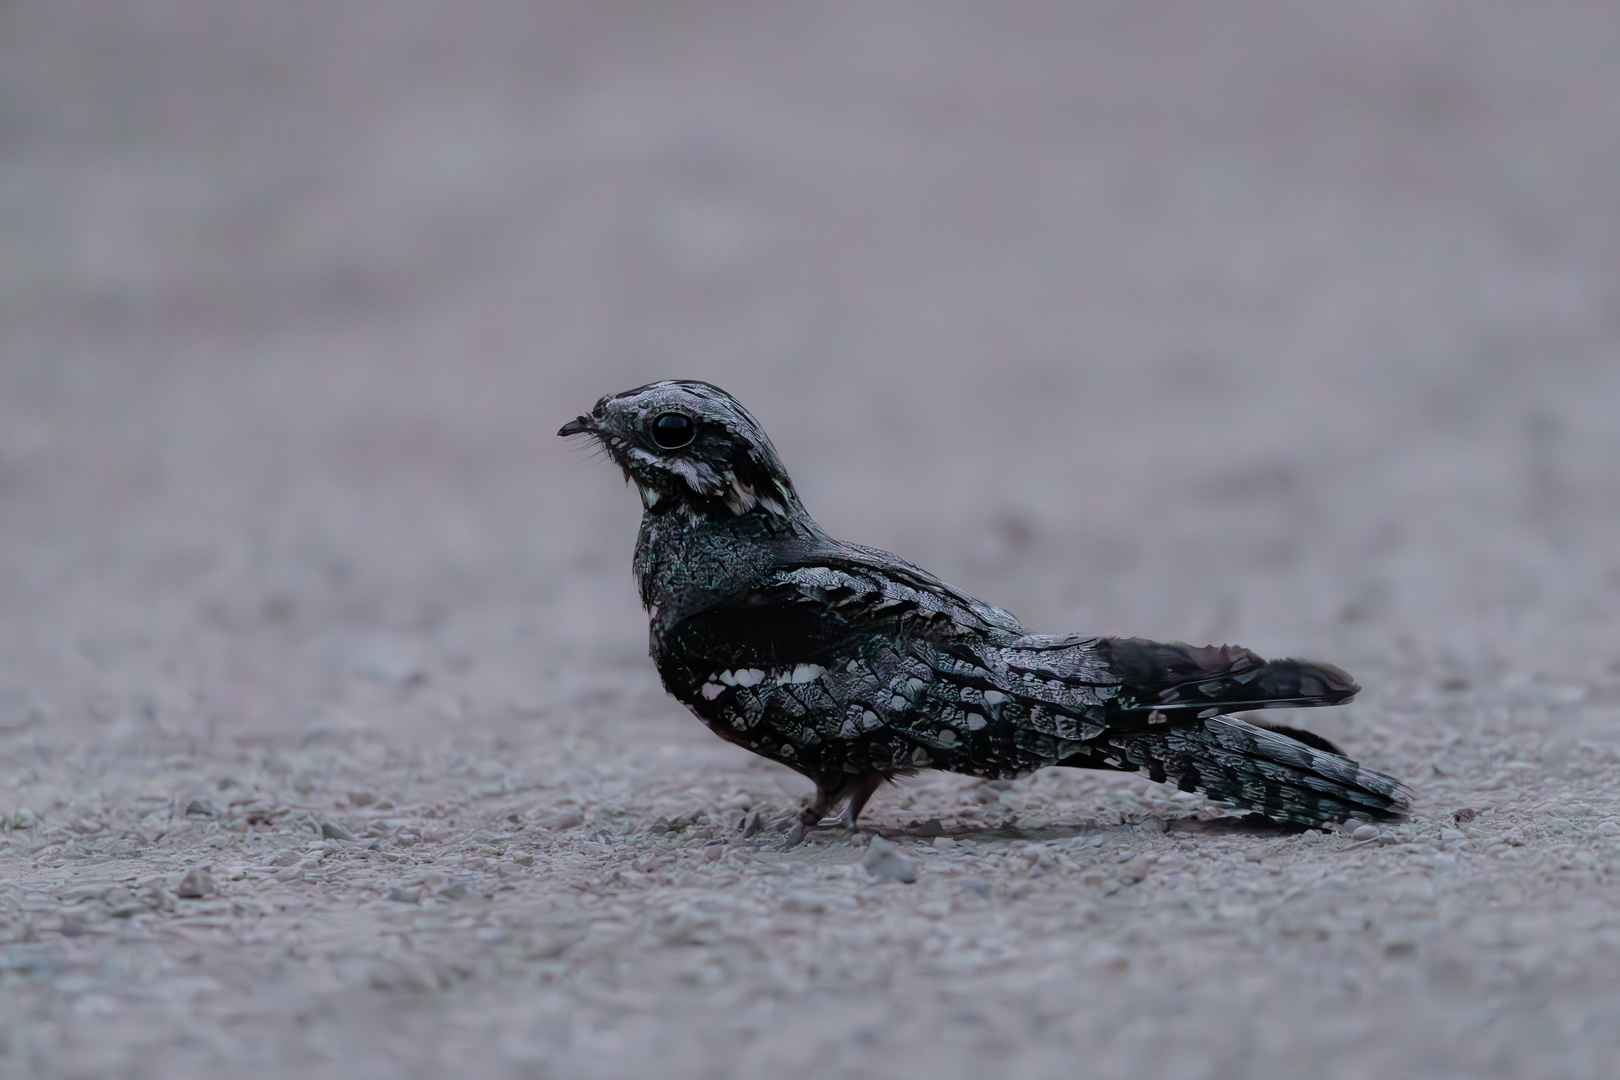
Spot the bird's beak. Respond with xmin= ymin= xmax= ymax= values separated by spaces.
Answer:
xmin=557 ymin=416 xmax=595 ymax=437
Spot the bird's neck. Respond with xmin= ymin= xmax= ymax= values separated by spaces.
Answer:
xmin=632 ymin=504 xmax=821 ymax=628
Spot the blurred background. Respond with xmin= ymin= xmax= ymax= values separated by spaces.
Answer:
xmin=2 ymin=0 xmax=1619 ymax=743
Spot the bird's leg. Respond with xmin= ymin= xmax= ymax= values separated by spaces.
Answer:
xmin=774 ymin=782 xmax=839 ymax=849
xmin=770 ymin=776 xmax=878 ymax=850
xmin=816 ymin=773 xmax=884 ymax=830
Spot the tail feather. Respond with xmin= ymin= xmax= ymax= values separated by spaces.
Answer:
xmin=1095 ymin=637 xmax=1359 ymax=717
xmin=1096 ymin=715 xmax=1410 ymax=826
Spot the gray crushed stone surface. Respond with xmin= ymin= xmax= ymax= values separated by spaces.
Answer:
xmin=4 ymin=4 xmax=1620 ymax=1078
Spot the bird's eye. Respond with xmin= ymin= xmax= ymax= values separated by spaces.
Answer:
xmin=651 ymin=412 xmax=694 ymax=449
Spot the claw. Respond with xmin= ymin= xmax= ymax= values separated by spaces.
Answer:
xmin=775 ymin=822 xmax=808 ymax=850
xmin=817 ymin=806 xmax=856 ymax=829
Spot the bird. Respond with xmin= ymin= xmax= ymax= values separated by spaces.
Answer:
xmin=560 ymin=380 xmax=1411 ymax=843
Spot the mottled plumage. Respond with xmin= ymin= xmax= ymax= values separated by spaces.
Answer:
xmin=561 ymin=380 xmax=1410 ymax=837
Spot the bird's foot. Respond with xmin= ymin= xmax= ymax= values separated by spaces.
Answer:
xmin=816 ymin=804 xmax=858 ymax=830
xmin=749 ymin=815 xmax=809 ymax=850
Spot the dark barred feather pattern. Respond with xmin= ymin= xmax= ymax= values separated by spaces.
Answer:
xmin=1099 ymin=717 xmax=1409 ymax=825
xmin=562 ymin=381 xmax=1412 ymax=833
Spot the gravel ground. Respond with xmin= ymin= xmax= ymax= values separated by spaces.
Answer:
xmin=4 ymin=3 xmax=1620 ymax=1078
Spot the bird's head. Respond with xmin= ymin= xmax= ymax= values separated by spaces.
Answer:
xmin=559 ymin=380 xmax=804 ymax=520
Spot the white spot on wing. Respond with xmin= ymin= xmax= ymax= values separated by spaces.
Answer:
xmin=937 ymin=729 xmax=959 ymax=745
xmin=982 ymin=690 xmax=1006 ymax=705
xmin=789 ymin=664 xmax=825 ymax=684
xmin=965 ymin=712 xmax=987 ymax=730
xmin=700 ymin=683 xmax=725 ymax=700
xmin=734 ymin=668 xmax=766 ymax=687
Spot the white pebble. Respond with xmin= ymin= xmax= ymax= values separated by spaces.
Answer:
xmin=176 ymin=867 xmax=215 ymax=899
xmin=863 ymin=836 xmax=918 ymax=883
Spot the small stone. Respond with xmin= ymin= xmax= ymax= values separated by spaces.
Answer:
xmin=184 ymin=797 xmax=217 ymax=818
xmin=60 ymin=916 xmax=90 ymax=938
xmin=961 ymin=880 xmax=992 ymax=897
xmin=1088 ymin=944 xmax=1131 ymax=973
xmin=932 ymin=836 xmax=958 ymax=852
xmin=10 ymin=806 xmax=36 ymax=830
xmin=703 ymin=842 xmax=725 ymax=861
xmin=1352 ymin=824 xmax=1378 ymax=842
xmin=782 ymin=891 xmax=827 ymax=913
xmin=1439 ymin=827 xmax=1466 ymax=843
xmin=320 ymin=820 xmax=357 ymax=842
xmin=862 ymin=836 xmax=917 ymax=884
xmin=1116 ymin=857 xmax=1152 ymax=884
xmin=1244 ymin=846 xmax=1267 ymax=863
xmin=176 ymin=867 xmax=215 ymax=899
xmin=274 ymin=866 xmax=304 ymax=883
xmin=349 ymin=790 xmax=378 ymax=807
xmin=387 ymin=887 xmax=420 ymax=904
xmin=1453 ymin=807 xmax=1478 ymax=824
xmin=511 ymin=853 xmax=536 ymax=867
xmin=103 ymin=889 xmax=143 ymax=918
xmin=438 ymin=881 xmax=470 ymax=900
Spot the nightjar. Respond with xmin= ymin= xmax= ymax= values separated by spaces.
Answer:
xmin=561 ymin=380 xmax=1410 ymax=840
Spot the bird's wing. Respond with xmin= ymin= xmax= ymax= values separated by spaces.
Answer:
xmin=664 ymin=559 xmax=1402 ymax=824
xmin=666 ymin=552 xmax=1024 ymax=674
xmin=994 ymin=634 xmax=1360 ymax=719
xmin=669 ymin=556 xmax=1357 ymax=741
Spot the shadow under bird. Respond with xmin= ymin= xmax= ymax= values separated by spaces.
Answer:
xmin=561 ymin=381 xmax=1411 ymax=843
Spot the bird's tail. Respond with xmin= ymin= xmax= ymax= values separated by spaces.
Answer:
xmin=1095 ymin=714 xmax=1410 ymax=826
